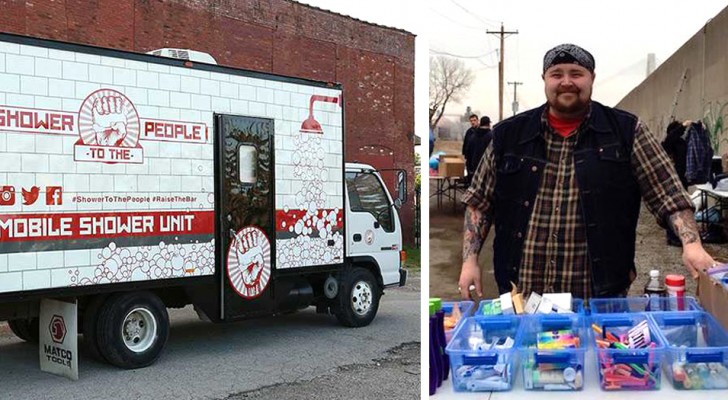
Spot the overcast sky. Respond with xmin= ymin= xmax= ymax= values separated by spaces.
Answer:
xmin=293 ymin=0 xmax=428 ymax=139
xmin=429 ymin=0 xmax=728 ymax=123
xmin=293 ymin=0 xmax=728 ymax=133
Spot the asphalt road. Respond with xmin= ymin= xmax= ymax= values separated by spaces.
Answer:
xmin=0 ymin=272 xmax=421 ymax=400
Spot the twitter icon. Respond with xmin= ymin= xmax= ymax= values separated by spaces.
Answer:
xmin=22 ymin=186 xmax=40 ymax=205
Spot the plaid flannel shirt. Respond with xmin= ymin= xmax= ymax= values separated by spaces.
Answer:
xmin=462 ymin=105 xmax=693 ymax=299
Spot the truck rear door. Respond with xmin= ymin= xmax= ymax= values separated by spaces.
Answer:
xmin=216 ymin=114 xmax=276 ymax=320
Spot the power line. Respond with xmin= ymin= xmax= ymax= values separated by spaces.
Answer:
xmin=429 ymin=48 xmax=498 ymax=60
xmin=429 ymin=8 xmax=483 ymax=30
xmin=448 ymin=0 xmax=501 ymax=28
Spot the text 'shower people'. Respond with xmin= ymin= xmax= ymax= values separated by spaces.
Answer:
xmin=458 ymin=43 xmax=716 ymax=300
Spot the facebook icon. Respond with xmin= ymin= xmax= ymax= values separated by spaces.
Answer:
xmin=46 ymin=187 xmax=63 ymax=205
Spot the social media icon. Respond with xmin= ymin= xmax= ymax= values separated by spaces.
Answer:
xmin=0 ymin=186 xmax=15 ymax=206
xmin=21 ymin=186 xmax=40 ymax=205
xmin=46 ymin=186 xmax=63 ymax=206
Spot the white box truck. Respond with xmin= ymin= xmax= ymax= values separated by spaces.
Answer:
xmin=0 ymin=33 xmax=407 ymax=371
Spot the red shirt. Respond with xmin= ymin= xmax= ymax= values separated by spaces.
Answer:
xmin=547 ymin=113 xmax=583 ymax=137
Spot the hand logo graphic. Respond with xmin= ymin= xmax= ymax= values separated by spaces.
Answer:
xmin=235 ymin=231 xmax=265 ymax=288
xmin=92 ymin=96 xmax=128 ymax=146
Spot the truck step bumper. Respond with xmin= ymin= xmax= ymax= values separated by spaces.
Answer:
xmin=399 ymin=268 xmax=407 ymax=287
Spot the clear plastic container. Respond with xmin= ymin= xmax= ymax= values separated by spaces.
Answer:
xmin=589 ymin=296 xmax=703 ymax=314
xmin=445 ymin=315 xmax=522 ymax=392
xmin=650 ymin=312 xmax=728 ymax=390
xmin=477 ymin=298 xmax=585 ymax=316
xmin=590 ymin=313 xmax=665 ymax=390
xmin=518 ymin=314 xmax=587 ymax=391
xmin=442 ymin=301 xmax=474 ymax=343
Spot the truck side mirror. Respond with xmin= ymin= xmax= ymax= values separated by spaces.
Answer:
xmin=396 ymin=170 xmax=407 ymax=205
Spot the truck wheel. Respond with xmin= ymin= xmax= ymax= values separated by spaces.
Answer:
xmin=334 ymin=267 xmax=381 ymax=327
xmin=7 ymin=318 xmax=39 ymax=343
xmin=82 ymin=295 xmax=107 ymax=361
xmin=96 ymin=292 xmax=169 ymax=369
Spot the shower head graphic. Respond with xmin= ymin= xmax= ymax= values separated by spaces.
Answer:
xmin=300 ymin=94 xmax=341 ymax=134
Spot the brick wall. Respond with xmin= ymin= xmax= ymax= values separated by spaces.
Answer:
xmin=0 ymin=0 xmax=416 ymax=244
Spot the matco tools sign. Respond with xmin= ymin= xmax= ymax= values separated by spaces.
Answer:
xmin=39 ymin=299 xmax=78 ymax=380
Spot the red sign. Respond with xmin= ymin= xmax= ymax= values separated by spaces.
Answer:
xmin=0 ymin=106 xmax=76 ymax=135
xmin=0 ymin=210 xmax=214 ymax=242
xmin=49 ymin=315 xmax=67 ymax=344
xmin=141 ymin=119 xmax=208 ymax=144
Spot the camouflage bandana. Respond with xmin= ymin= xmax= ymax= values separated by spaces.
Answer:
xmin=543 ymin=44 xmax=595 ymax=73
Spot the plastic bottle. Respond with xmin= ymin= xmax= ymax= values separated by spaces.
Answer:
xmin=429 ymin=299 xmax=443 ymax=389
xmin=429 ymin=302 xmax=439 ymax=395
xmin=665 ymin=274 xmax=686 ymax=311
xmin=432 ymin=298 xmax=450 ymax=381
xmin=644 ymin=269 xmax=667 ymax=311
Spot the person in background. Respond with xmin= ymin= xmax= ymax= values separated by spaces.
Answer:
xmin=462 ymin=116 xmax=493 ymax=185
xmin=461 ymin=114 xmax=479 ymax=160
xmin=458 ymin=43 xmax=716 ymax=301
xmin=662 ymin=120 xmax=689 ymax=246
xmin=429 ymin=127 xmax=436 ymax=157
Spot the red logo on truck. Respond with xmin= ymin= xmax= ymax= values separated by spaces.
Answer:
xmin=227 ymin=226 xmax=271 ymax=299
xmin=0 ymin=186 xmax=15 ymax=206
xmin=49 ymin=315 xmax=67 ymax=344
xmin=75 ymin=89 xmax=143 ymax=164
xmin=21 ymin=186 xmax=40 ymax=205
xmin=46 ymin=187 xmax=63 ymax=205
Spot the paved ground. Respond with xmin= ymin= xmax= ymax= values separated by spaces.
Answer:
xmin=230 ymin=342 xmax=420 ymax=400
xmin=430 ymin=139 xmax=728 ymax=302
xmin=0 ymin=271 xmax=421 ymax=400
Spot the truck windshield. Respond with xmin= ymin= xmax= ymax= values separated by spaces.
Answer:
xmin=345 ymin=171 xmax=393 ymax=232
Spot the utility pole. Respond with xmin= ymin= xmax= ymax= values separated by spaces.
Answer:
xmin=487 ymin=23 xmax=518 ymax=121
xmin=507 ymin=81 xmax=522 ymax=116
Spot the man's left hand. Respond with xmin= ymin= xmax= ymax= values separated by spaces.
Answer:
xmin=682 ymin=242 xmax=716 ymax=279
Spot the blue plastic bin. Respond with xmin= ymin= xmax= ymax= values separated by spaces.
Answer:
xmin=476 ymin=298 xmax=585 ymax=316
xmin=590 ymin=313 xmax=665 ymax=390
xmin=442 ymin=301 xmax=474 ymax=343
xmin=518 ymin=314 xmax=587 ymax=391
xmin=650 ymin=312 xmax=728 ymax=390
xmin=445 ymin=315 xmax=522 ymax=392
xmin=589 ymin=297 xmax=702 ymax=315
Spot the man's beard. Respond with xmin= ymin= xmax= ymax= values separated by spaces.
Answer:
xmin=550 ymin=91 xmax=590 ymax=115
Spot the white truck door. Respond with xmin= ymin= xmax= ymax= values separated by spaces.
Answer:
xmin=345 ymin=171 xmax=401 ymax=286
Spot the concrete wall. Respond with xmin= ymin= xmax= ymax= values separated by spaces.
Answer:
xmin=0 ymin=0 xmax=417 ymax=244
xmin=617 ymin=5 xmax=728 ymax=155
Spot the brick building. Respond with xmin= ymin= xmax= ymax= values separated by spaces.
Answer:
xmin=0 ymin=0 xmax=416 ymax=243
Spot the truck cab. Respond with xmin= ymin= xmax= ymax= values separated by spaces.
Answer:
xmin=344 ymin=163 xmax=407 ymax=289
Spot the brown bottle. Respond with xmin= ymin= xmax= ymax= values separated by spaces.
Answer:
xmin=644 ymin=269 xmax=667 ymax=311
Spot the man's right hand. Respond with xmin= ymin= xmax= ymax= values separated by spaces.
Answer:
xmin=458 ymin=258 xmax=482 ymax=300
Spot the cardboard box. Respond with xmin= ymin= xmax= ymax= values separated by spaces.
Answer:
xmin=697 ymin=266 xmax=728 ymax=331
xmin=438 ymin=154 xmax=465 ymax=177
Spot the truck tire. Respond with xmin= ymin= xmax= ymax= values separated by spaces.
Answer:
xmin=96 ymin=291 xmax=169 ymax=369
xmin=334 ymin=267 xmax=381 ymax=327
xmin=7 ymin=318 xmax=39 ymax=343
xmin=82 ymin=295 xmax=108 ymax=361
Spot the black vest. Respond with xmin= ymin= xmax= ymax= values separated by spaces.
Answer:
xmin=491 ymin=101 xmax=641 ymax=297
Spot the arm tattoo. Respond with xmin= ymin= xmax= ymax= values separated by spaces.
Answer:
xmin=668 ymin=209 xmax=700 ymax=245
xmin=463 ymin=205 xmax=492 ymax=260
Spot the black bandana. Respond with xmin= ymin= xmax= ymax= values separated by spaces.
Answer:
xmin=543 ymin=44 xmax=595 ymax=73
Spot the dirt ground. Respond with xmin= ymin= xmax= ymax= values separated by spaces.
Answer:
xmin=429 ymin=140 xmax=728 ymax=302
